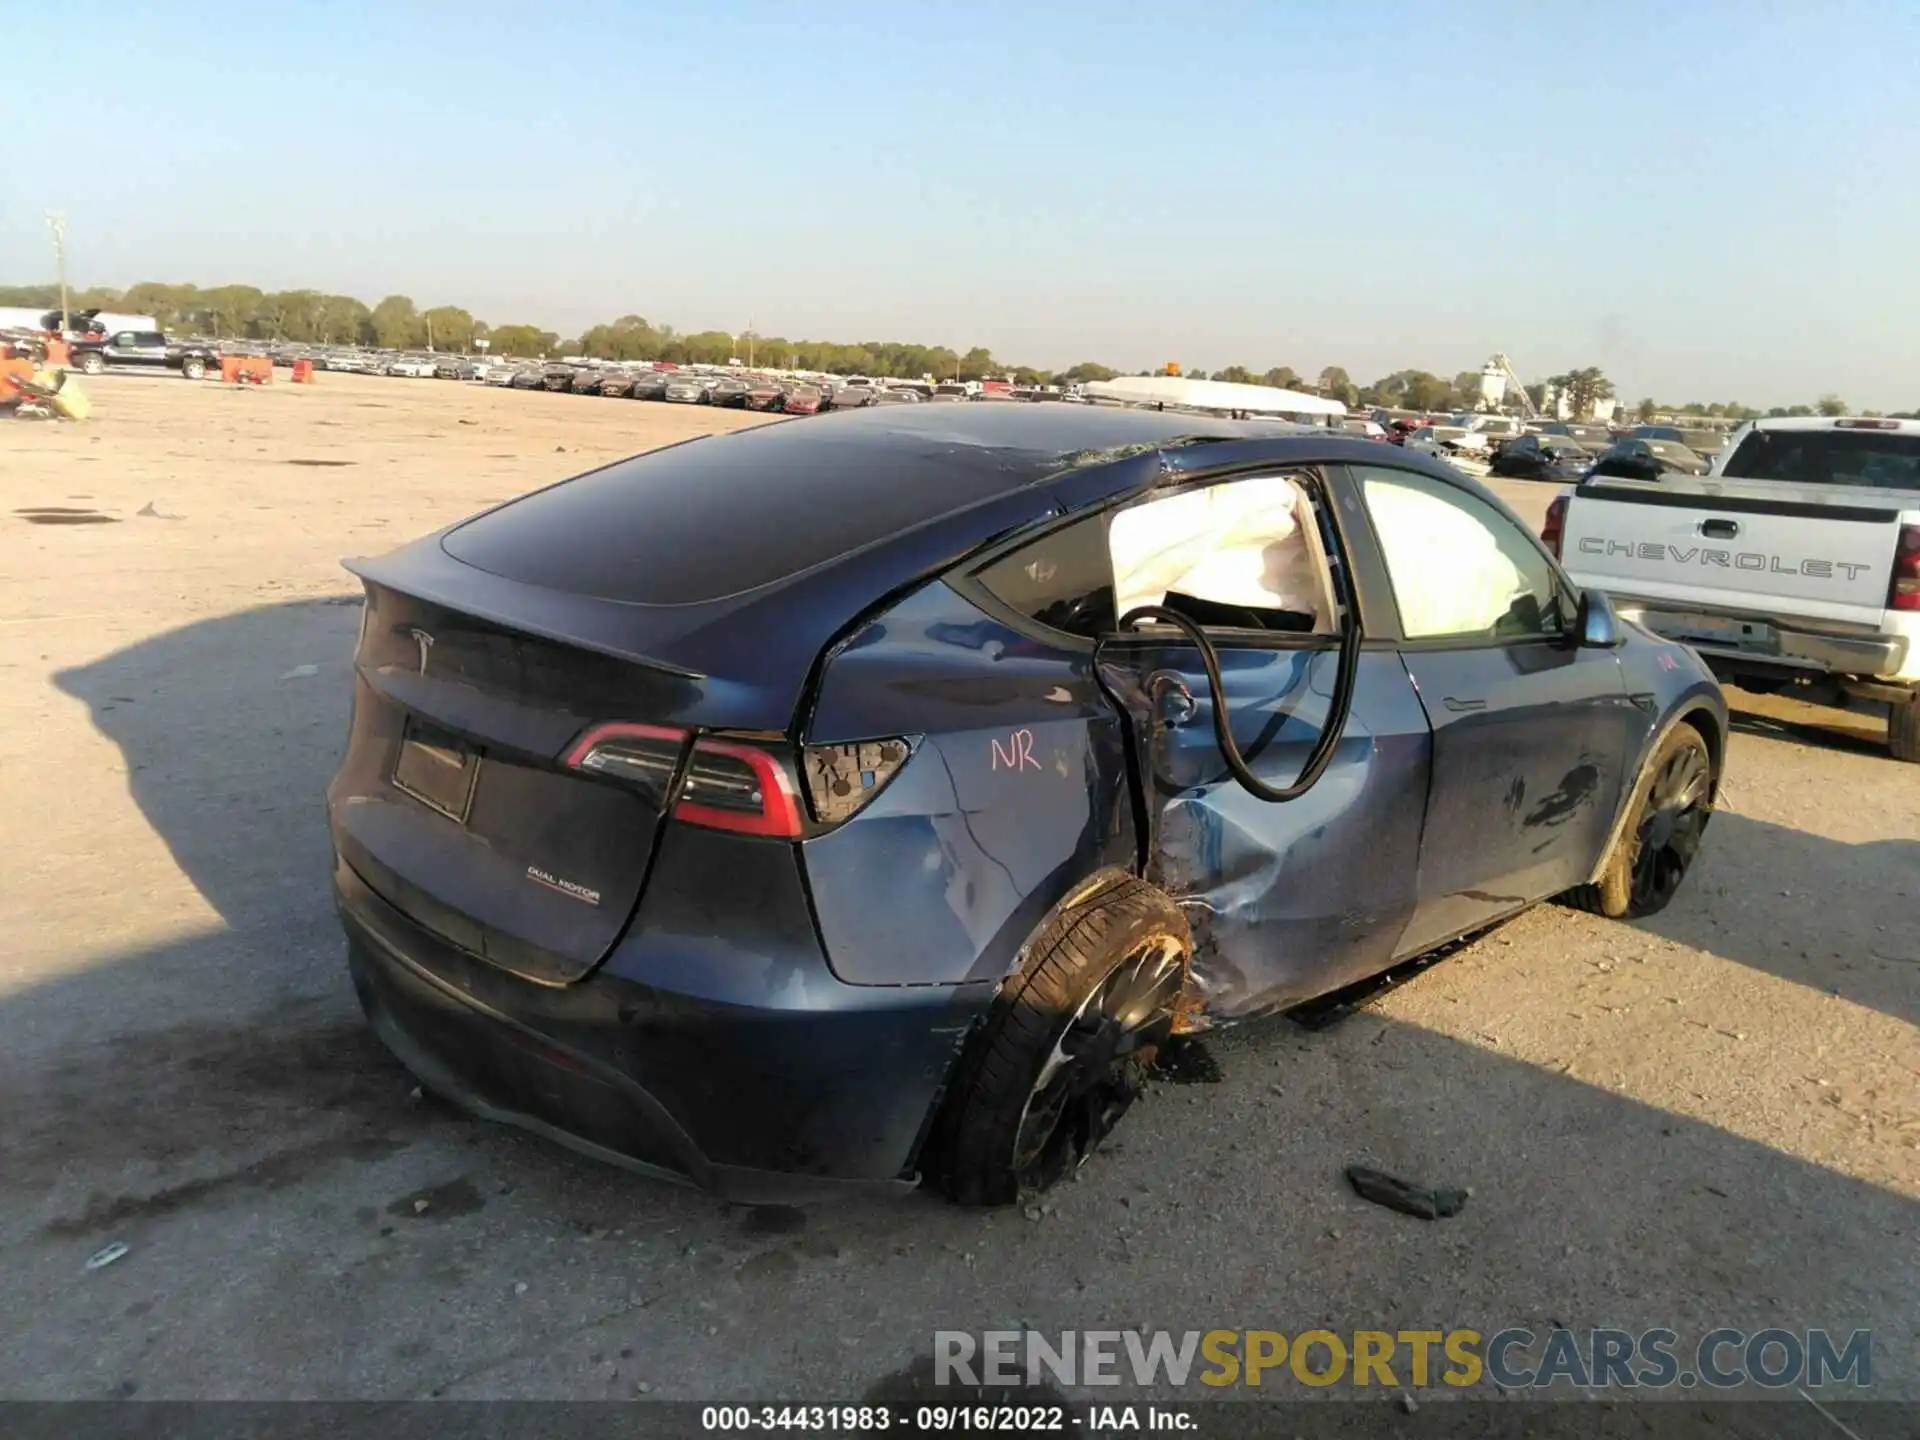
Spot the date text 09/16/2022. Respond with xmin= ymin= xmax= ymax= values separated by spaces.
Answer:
xmin=699 ymin=1404 xmax=1185 ymax=1432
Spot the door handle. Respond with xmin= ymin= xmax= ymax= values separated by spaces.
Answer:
xmin=1149 ymin=672 xmax=1199 ymax=725
xmin=1442 ymin=696 xmax=1486 ymax=713
xmin=1700 ymin=518 xmax=1739 ymax=539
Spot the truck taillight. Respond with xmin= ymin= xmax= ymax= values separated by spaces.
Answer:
xmin=1891 ymin=525 xmax=1920 ymax=613
xmin=1542 ymin=495 xmax=1569 ymax=559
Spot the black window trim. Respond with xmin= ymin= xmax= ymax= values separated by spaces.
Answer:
xmin=951 ymin=462 xmax=1378 ymax=657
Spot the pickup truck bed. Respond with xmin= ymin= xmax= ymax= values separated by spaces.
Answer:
xmin=1546 ymin=417 xmax=1920 ymax=760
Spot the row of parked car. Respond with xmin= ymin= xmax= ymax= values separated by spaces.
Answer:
xmin=495 ymin=364 xmax=860 ymax=414
xmin=484 ymin=362 xmax=1086 ymax=414
xmin=244 ymin=342 xmax=1103 ymax=414
xmin=1372 ymin=411 xmax=1731 ymax=484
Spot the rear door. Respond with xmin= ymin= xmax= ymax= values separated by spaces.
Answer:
xmin=1351 ymin=463 xmax=1636 ymax=955
xmin=1097 ymin=469 xmax=1434 ymax=1019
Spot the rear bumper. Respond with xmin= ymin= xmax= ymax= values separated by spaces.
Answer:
xmin=333 ymin=851 xmax=993 ymax=1200
xmin=1614 ymin=598 xmax=1909 ymax=679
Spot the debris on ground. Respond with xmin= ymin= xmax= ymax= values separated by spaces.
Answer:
xmin=84 ymin=1241 xmax=130 ymax=1271
xmin=1150 ymin=1034 xmax=1223 ymax=1084
xmin=1345 ymin=1165 xmax=1468 ymax=1220
xmin=278 ymin=664 xmax=319 ymax=681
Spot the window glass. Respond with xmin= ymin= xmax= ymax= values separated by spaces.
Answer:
xmin=1358 ymin=467 xmax=1566 ymax=640
xmin=972 ymin=514 xmax=1115 ymax=640
xmin=1721 ymin=428 xmax=1920 ymax=490
xmin=1108 ymin=475 xmax=1335 ymax=634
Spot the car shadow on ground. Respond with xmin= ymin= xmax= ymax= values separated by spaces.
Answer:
xmin=1629 ymin=810 xmax=1918 ymax=1027
xmin=2 ymin=600 xmax=1912 ymax=1400
xmin=1724 ymin=690 xmax=1889 ymax=759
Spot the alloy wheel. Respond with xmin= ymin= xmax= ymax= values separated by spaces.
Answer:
xmin=1010 ymin=937 xmax=1184 ymax=1195
xmin=1629 ymin=742 xmax=1711 ymax=912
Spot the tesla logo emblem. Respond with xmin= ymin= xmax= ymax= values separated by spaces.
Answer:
xmin=991 ymin=728 xmax=1040 ymax=772
xmin=409 ymin=627 xmax=434 ymax=675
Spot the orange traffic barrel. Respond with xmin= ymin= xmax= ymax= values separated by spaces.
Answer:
xmin=291 ymin=359 xmax=314 ymax=383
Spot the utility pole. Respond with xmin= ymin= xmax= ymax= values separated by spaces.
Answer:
xmin=746 ymin=320 xmax=755 ymax=368
xmin=45 ymin=211 xmax=70 ymax=333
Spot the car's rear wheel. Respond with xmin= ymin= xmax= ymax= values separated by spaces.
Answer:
xmin=77 ymin=351 xmax=105 ymax=375
xmin=929 ymin=878 xmax=1189 ymax=1206
xmin=1889 ymin=693 xmax=1920 ymax=763
xmin=181 ymin=357 xmax=206 ymax=380
xmin=1565 ymin=723 xmax=1714 ymax=919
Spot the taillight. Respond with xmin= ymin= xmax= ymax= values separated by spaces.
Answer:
xmin=567 ymin=724 xmax=913 ymax=835
xmin=565 ymin=722 xmax=684 ymax=802
xmin=675 ymin=738 xmax=804 ymax=837
xmin=801 ymin=740 xmax=912 ymax=824
xmin=565 ymin=723 xmax=803 ymax=836
xmin=1891 ymin=525 xmax=1920 ymax=613
xmin=1542 ymin=495 xmax=1569 ymax=559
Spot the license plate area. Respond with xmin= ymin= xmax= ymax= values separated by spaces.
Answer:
xmin=392 ymin=720 xmax=480 ymax=823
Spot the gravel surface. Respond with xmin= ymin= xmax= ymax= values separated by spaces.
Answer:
xmin=1 ymin=373 xmax=1912 ymax=1403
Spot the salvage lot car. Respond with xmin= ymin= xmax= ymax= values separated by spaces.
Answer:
xmin=328 ymin=406 xmax=1725 ymax=1206
xmin=1489 ymin=433 xmax=1593 ymax=481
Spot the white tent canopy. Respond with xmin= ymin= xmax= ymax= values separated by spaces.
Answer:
xmin=1082 ymin=374 xmax=1347 ymax=418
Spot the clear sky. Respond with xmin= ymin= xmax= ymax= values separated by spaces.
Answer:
xmin=8 ymin=1 xmax=1917 ymax=406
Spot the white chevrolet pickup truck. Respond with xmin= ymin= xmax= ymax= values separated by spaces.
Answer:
xmin=1542 ymin=416 xmax=1920 ymax=760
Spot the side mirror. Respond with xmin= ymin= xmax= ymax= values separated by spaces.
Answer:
xmin=1578 ymin=589 xmax=1625 ymax=648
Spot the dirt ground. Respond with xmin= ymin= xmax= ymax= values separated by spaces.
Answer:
xmin=1 ymin=372 xmax=1914 ymax=1404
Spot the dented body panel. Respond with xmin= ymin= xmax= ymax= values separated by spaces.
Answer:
xmin=1099 ymin=647 xmax=1432 ymax=1021
xmin=803 ymin=582 xmax=1137 ymax=986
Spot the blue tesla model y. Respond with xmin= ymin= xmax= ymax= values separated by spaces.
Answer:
xmin=328 ymin=404 xmax=1724 ymax=1205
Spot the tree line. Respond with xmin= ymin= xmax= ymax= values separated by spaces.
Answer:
xmin=3 ymin=281 xmax=1906 ymax=417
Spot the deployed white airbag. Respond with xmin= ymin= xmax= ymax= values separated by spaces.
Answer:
xmin=1361 ymin=472 xmax=1529 ymax=637
xmin=1110 ymin=477 xmax=1325 ymax=627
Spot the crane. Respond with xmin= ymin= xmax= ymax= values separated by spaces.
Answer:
xmin=1481 ymin=353 xmax=1538 ymax=419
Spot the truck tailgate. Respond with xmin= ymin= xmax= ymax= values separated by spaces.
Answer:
xmin=1562 ymin=480 xmax=1904 ymax=628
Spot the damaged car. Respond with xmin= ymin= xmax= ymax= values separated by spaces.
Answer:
xmin=329 ymin=406 xmax=1725 ymax=1206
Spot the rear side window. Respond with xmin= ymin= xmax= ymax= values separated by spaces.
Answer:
xmin=972 ymin=514 xmax=1115 ymax=641
xmin=1722 ymin=429 xmax=1920 ymax=490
